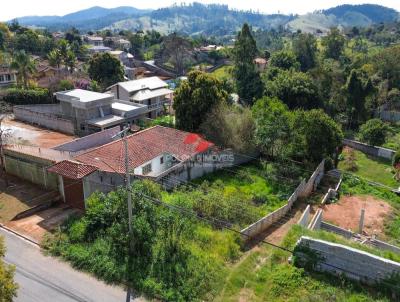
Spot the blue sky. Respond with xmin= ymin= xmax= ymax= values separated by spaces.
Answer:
xmin=1 ymin=0 xmax=399 ymax=21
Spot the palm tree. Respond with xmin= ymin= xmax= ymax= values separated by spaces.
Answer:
xmin=10 ymin=50 xmax=36 ymax=89
xmin=47 ymin=49 xmax=62 ymax=70
xmin=65 ymin=50 xmax=76 ymax=74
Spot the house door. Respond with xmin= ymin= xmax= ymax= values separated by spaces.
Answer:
xmin=62 ymin=177 xmax=85 ymax=210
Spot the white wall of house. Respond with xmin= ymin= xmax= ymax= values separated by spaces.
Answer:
xmin=134 ymin=153 xmax=174 ymax=176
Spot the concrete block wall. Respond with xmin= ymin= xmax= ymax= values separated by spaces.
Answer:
xmin=370 ymin=239 xmax=400 ymax=255
xmin=295 ymin=236 xmax=400 ymax=285
xmin=320 ymin=222 xmax=354 ymax=239
xmin=13 ymin=105 xmax=75 ymax=135
xmin=376 ymin=110 xmax=400 ymax=123
xmin=301 ymin=160 xmax=325 ymax=198
xmin=297 ymin=205 xmax=311 ymax=227
xmin=4 ymin=152 xmax=58 ymax=190
xmin=343 ymin=139 xmax=395 ymax=161
xmin=308 ymin=209 xmax=323 ymax=230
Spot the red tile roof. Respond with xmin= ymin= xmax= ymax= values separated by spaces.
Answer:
xmin=47 ymin=160 xmax=98 ymax=180
xmin=74 ymin=126 xmax=214 ymax=174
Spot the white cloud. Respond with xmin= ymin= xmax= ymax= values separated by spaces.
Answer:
xmin=1 ymin=0 xmax=399 ymax=21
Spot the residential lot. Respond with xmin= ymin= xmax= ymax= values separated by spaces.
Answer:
xmin=2 ymin=117 xmax=75 ymax=148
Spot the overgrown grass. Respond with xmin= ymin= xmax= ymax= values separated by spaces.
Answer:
xmin=216 ymin=224 xmax=396 ymax=302
xmin=163 ymin=162 xmax=299 ymax=228
xmin=338 ymin=148 xmax=398 ymax=188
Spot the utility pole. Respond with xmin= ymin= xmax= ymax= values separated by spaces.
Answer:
xmin=109 ymin=127 xmax=134 ymax=302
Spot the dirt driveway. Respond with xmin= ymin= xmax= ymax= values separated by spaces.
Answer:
xmin=322 ymin=195 xmax=392 ymax=237
xmin=2 ymin=117 xmax=75 ymax=148
xmin=5 ymin=204 xmax=81 ymax=243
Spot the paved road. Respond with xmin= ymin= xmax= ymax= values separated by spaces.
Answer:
xmin=1 ymin=228 xmax=142 ymax=302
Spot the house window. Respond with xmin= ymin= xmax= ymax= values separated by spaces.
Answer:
xmin=160 ymin=156 xmax=164 ymax=165
xmin=142 ymin=163 xmax=152 ymax=175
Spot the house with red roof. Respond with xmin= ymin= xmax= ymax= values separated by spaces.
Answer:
xmin=47 ymin=126 xmax=221 ymax=209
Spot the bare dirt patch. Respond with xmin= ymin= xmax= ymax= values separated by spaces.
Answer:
xmin=0 ymin=176 xmax=52 ymax=223
xmin=2 ymin=118 xmax=75 ymax=148
xmin=322 ymin=195 xmax=392 ymax=237
xmin=5 ymin=204 xmax=81 ymax=243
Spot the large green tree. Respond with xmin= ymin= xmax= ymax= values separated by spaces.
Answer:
xmin=233 ymin=23 xmax=263 ymax=106
xmin=252 ymin=97 xmax=290 ymax=158
xmin=265 ymin=69 xmax=319 ymax=109
xmin=88 ymin=53 xmax=124 ymax=90
xmin=358 ymin=119 xmax=389 ymax=146
xmin=269 ymin=50 xmax=300 ymax=71
xmin=290 ymin=109 xmax=343 ymax=163
xmin=0 ymin=236 xmax=18 ymax=302
xmin=293 ymin=33 xmax=318 ymax=71
xmin=322 ymin=28 xmax=346 ymax=60
xmin=174 ymin=71 xmax=228 ymax=132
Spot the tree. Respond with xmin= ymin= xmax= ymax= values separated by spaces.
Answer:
xmin=233 ymin=23 xmax=263 ymax=106
xmin=64 ymin=50 xmax=76 ymax=74
xmin=0 ymin=236 xmax=18 ymax=301
xmin=200 ymin=102 xmax=256 ymax=154
xmin=13 ymin=29 xmax=41 ymax=54
xmin=293 ymin=33 xmax=318 ymax=71
xmin=174 ymin=71 xmax=228 ymax=132
xmin=128 ymin=33 xmax=144 ymax=59
xmin=252 ymin=97 xmax=290 ymax=158
xmin=290 ymin=109 xmax=343 ymax=163
xmin=358 ymin=119 xmax=389 ymax=146
xmin=88 ymin=53 xmax=124 ymax=90
xmin=47 ymin=49 xmax=62 ymax=70
xmin=322 ymin=28 xmax=345 ymax=60
xmin=159 ymin=33 xmax=193 ymax=75
xmin=65 ymin=27 xmax=82 ymax=45
xmin=344 ymin=69 xmax=375 ymax=127
xmin=265 ymin=69 xmax=319 ymax=109
xmin=10 ymin=50 xmax=36 ymax=89
xmin=269 ymin=50 xmax=300 ymax=71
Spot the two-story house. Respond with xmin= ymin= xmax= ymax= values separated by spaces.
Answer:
xmin=108 ymin=77 xmax=173 ymax=119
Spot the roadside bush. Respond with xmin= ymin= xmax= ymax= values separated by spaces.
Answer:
xmin=2 ymin=88 xmax=53 ymax=105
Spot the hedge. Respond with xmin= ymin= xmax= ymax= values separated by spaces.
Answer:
xmin=2 ymin=88 xmax=53 ymax=105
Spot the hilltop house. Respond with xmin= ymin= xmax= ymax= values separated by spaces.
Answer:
xmin=47 ymin=126 xmax=218 ymax=209
xmin=85 ymin=36 xmax=104 ymax=46
xmin=108 ymin=77 xmax=173 ymax=119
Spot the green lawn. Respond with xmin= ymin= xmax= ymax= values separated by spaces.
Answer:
xmin=338 ymin=148 xmax=398 ymax=188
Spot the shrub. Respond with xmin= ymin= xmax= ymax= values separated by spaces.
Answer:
xmin=2 ymin=88 xmax=52 ymax=105
xmin=358 ymin=119 xmax=389 ymax=146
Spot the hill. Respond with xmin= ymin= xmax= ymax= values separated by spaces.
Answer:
xmin=288 ymin=4 xmax=399 ymax=33
xmin=14 ymin=6 xmax=151 ymax=31
xmin=108 ymin=3 xmax=292 ymax=35
xmin=10 ymin=3 xmax=400 ymax=35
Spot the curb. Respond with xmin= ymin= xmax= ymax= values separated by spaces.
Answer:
xmin=0 ymin=224 xmax=40 ymax=246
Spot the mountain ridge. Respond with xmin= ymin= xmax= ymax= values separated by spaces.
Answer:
xmin=9 ymin=3 xmax=400 ymax=35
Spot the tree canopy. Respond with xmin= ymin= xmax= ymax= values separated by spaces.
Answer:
xmin=358 ymin=118 xmax=389 ymax=146
xmin=0 ymin=237 xmax=18 ymax=302
xmin=88 ymin=53 xmax=124 ymax=90
xmin=322 ymin=28 xmax=346 ymax=60
xmin=174 ymin=71 xmax=228 ymax=132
